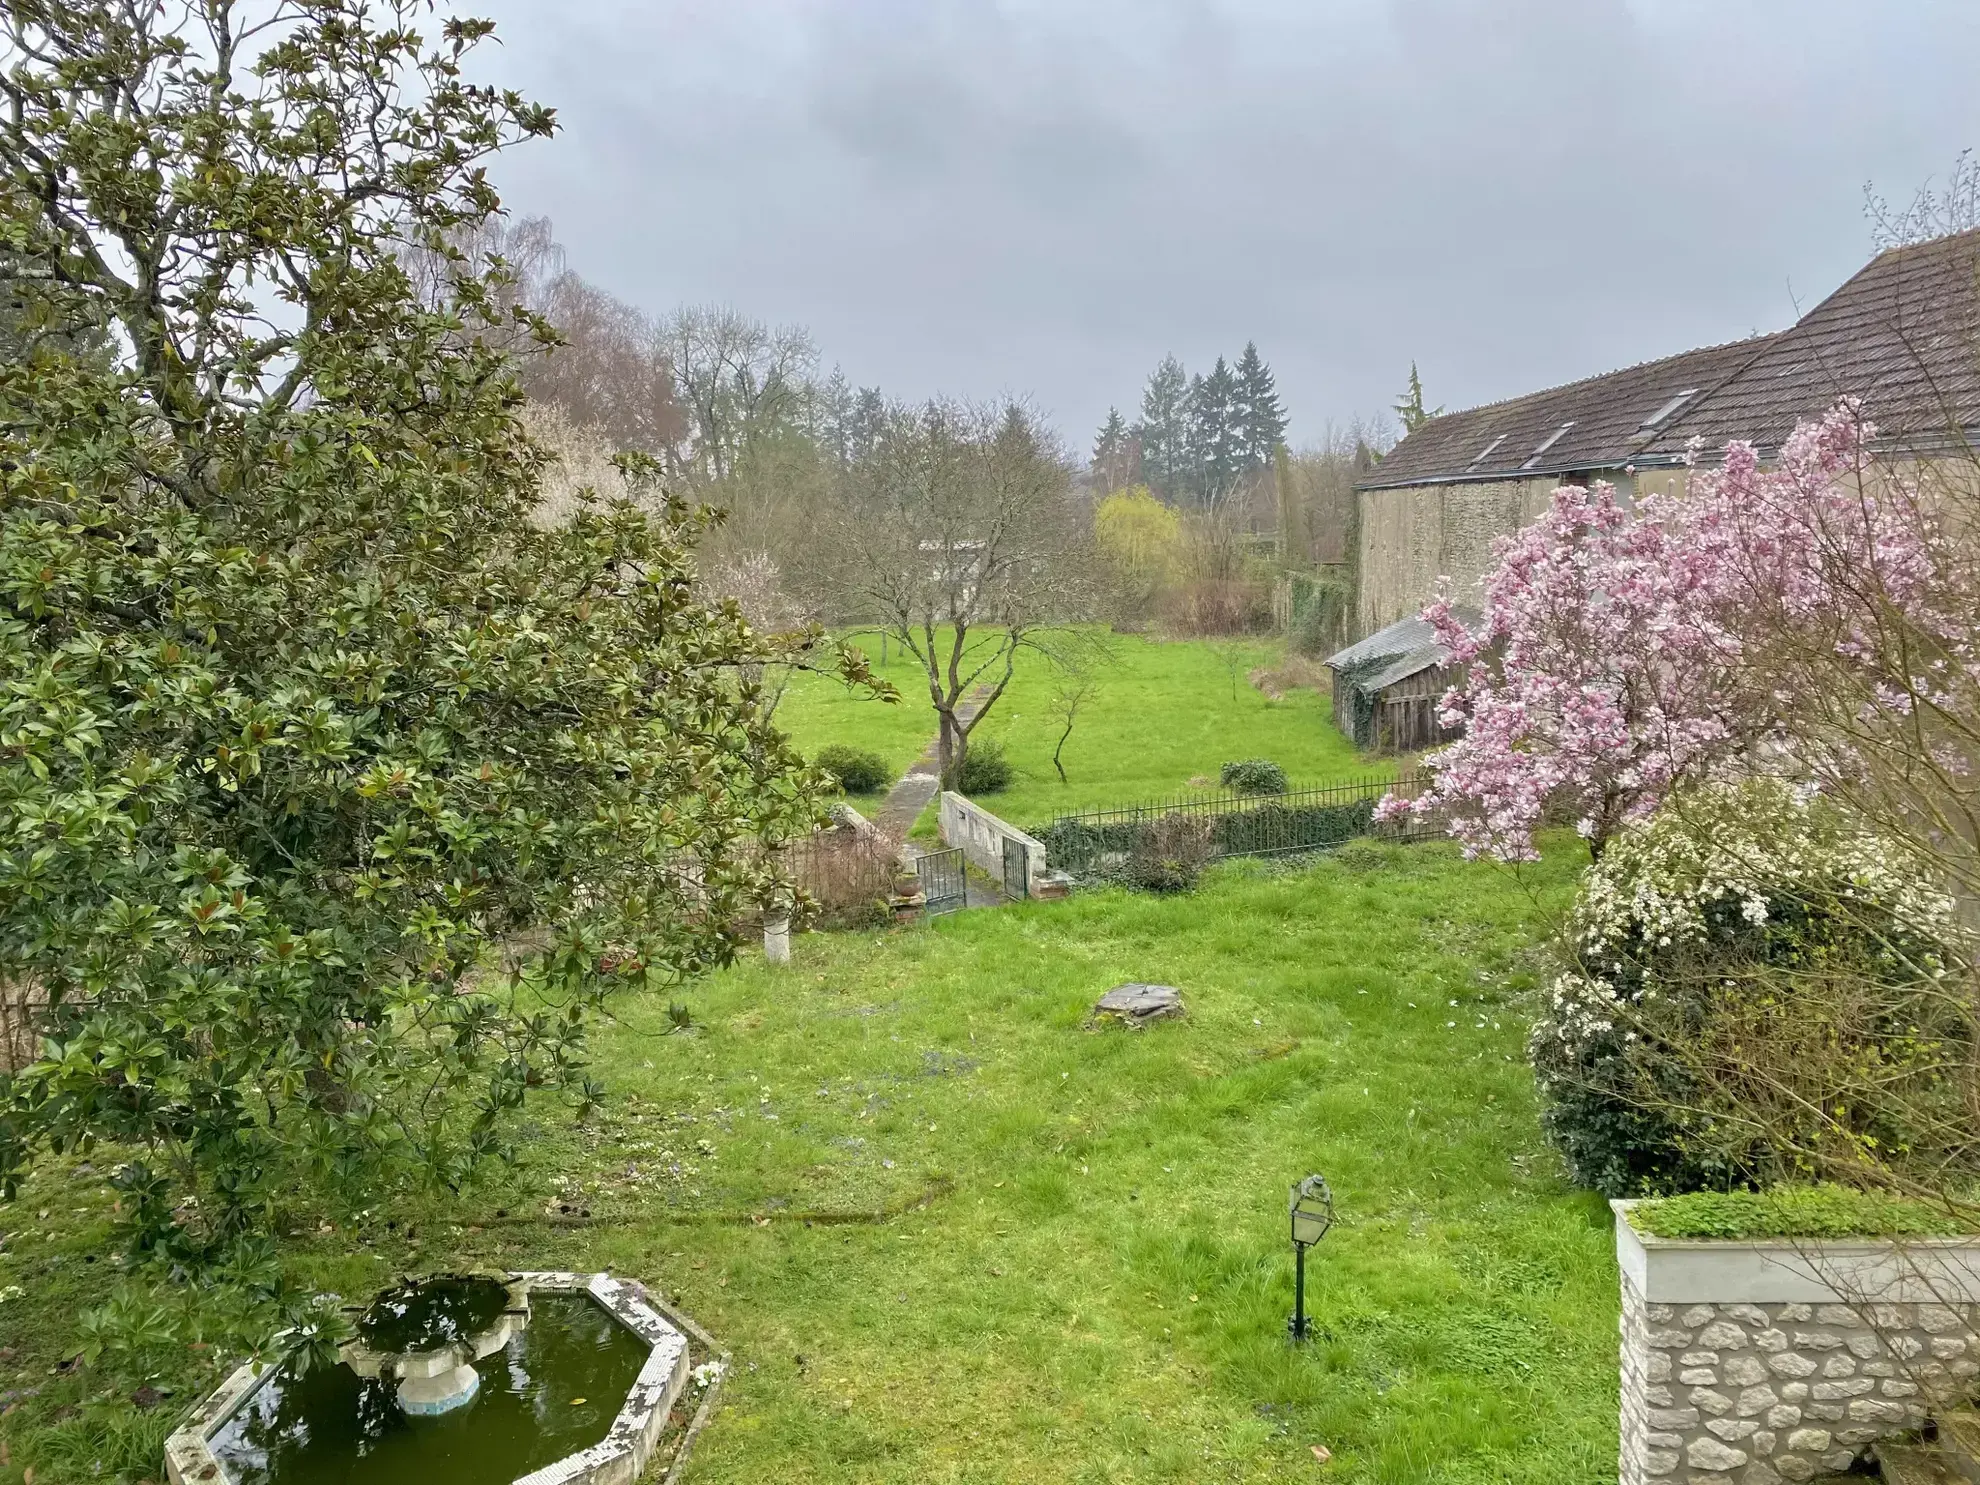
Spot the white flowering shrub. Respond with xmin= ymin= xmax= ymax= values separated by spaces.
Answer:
xmin=1532 ymin=779 xmax=1960 ymax=1195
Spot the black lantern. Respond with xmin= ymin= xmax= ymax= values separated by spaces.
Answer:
xmin=1287 ymin=1173 xmax=1333 ymax=1341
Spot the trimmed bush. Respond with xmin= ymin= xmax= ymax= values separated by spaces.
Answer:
xmin=1219 ymin=758 xmax=1288 ymax=796
xmin=1214 ymin=799 xmax=1373 ymax=856
xmin=815 ymin=745 xmax=891 ymax=795
xmin=1531 ymin=779 xmax=1961 ymax=1198
xmin=959 ymin=739 xmax=1012 ymax=794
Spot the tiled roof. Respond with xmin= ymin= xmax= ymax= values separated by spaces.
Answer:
xmin=1645 ymin=228 xmax=1980 ymax=457
xmin=1362 ymin=228 xmax=1980 ymax=490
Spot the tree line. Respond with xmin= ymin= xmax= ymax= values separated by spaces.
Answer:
xmin=1091 ymin=344 xmax=1289 ymax=505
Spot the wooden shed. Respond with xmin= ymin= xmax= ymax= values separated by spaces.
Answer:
xmin=1325 ymin=612 xmax=1473 ymax=754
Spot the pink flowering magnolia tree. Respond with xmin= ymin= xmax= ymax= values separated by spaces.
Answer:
xmin=1688 ymin=403 xmax=1980 ymax=905
xmin=1382 ymin=398 xmax=1980 ymax=873
xmin=1374 ymin=479 xmax=1749 ymax=860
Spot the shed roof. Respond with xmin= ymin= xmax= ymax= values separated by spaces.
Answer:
xmin=1325 ymin=609 xmax=1477 ymax=692
xmin=1362 ymin=228 xmax=1980 ymax=491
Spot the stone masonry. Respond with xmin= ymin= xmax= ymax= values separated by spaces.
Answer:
xmin=1620 ymin=1275 xmax=1980 ymax=1484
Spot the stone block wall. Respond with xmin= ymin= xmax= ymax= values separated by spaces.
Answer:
xmin=1620 ymin=1275 xmax=1980 ymax=1483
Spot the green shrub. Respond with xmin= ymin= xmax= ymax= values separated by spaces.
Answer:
xmin=1126 ymin=813 xmax=1214 ymax=894
xmin=1220 ymin=758 xmax=1288 ymax=796
xmin=1629 ymin=1185 xmax=1968 ymax=1242
xmin=0 ymin=4 xmax=844 ymax=1270
xmin=1214 ymin=799 xmax=1373 ymax=856
xmin=1532 ymin=780 xmax=1962 ymax=1198
xmin=815 ymin=745 xmax=892 ymax=795
xmin=959 ymin=739 xmax=1012 ymax=794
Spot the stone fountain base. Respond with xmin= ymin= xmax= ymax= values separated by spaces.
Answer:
xmin=164 ymin=1272 xmax=693 ymax=1485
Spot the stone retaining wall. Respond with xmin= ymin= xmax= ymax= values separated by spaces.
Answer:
xmin=1620 ymin=1282 xmax=1978 ymax=1482
xmin=939 ymin=791 xmax=1046 ymax=894
xmin=1615 ymin=1202 xmax=1980 ymax=1485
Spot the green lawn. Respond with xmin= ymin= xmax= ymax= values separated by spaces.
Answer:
xmin=0 ymin=839 xmax=1617 ymax=1485
xmin=775 ymin=631 xmax=1373 ymax=828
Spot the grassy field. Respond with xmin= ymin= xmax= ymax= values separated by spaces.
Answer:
xmin=0 ymin=838 xmax=1616 ymax=1485
xmin=774 ymin=630 xmax=1373 ymax=827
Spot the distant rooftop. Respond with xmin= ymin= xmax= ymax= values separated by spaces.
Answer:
xmin=1361 ymin=228 xmax=1980 ymax=491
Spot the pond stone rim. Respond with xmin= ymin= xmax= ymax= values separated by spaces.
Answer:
xmin=163 ymin=1271 xmax=691 ymax=1485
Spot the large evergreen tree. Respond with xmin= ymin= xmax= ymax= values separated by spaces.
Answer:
xmin=0 ymin=1 xmax=874 ymax=1272
xmin=1234 ymin=341 xmax=1287 ymax=467
xmin=1190 ymin=356 xmax=1242 ymax=501
xmin=1092 ymin=406 xmax=1137 ymax=490
xmin=1133 ymin=355 xmax=1191 ymax=501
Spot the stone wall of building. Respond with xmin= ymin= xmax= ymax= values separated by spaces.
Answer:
xmin=1620 ymin=1274 xmax=1980 ymax=1484
xmin=1354 ymin=471 xmax=1651 ymax=637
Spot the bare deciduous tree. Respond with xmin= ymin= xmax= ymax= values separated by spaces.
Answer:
xmin=805 ymin=399 xmax=1095 ymax=787
xmin=660 ymin=305 xmax=818 ymax=484
xmin=1048 ymin=663 xmax=1104 ymax=784
xmin=1866 ymin=149 xmax=1980 ymax=249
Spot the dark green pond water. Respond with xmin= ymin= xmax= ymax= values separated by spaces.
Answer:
xmin=355 ymin=1274 xmax=512 ymax=1354
xmin=210 ymin=1295 xmax=649 ymax=1485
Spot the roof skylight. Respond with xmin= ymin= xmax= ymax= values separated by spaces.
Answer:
xmin=1638 ymin=388 xmax=1700 ymax=430
xmin=1520 ymin=422 xmax=1575 ymax=470
xmin=1466 ymin=433 xmax=1508 ymax=469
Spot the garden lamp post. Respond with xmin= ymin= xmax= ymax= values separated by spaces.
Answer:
xmin=1287 ymin=1173 xmax=1333 ymax=1342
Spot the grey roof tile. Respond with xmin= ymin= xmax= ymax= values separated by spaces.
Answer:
xmin=1361 ymin=228 xmax=1980 ymax=489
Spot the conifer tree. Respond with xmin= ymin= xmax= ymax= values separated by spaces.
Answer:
xmin=1235 ymin=341 xmax=1287 ymax=467
xmin=1394 ymin=361 xmax=1442 ymax=434
xmin=1133 ymin=355 xmax=1191 ymax=501
xmin=1092 ymin=406 xmax=1137 ymax=489
xmin=1191 ymin=357 xmax=1242 ymax=500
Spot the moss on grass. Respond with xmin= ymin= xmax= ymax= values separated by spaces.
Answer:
xmin=1628 ymin=1185 xmax=1971 ymax=1242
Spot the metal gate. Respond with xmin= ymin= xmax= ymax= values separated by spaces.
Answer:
xmin=1001 ymin=837 xmax=1030 ymax=901
xmin=916 ymin=847 xmax=966 ymax=917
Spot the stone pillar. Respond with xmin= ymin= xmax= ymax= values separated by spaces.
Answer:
xmin=763 ymin=912 xmax=791 ymax=965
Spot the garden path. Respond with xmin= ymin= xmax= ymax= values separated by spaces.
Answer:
xmin=871 ymin=684 xmax=995 ymax=843
xmin=874 ymin=685 xmax=1006 ymax=907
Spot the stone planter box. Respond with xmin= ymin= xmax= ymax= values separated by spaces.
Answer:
xmin=1614 ymin=1200 xmax=1980 ymax=1485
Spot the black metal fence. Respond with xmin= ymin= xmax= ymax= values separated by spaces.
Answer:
xmin=1030 ymin=771 xmax=1430 ymax=885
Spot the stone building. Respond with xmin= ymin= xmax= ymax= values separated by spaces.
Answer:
xmin=1354 ymin=228 xmax=1980 ymax=637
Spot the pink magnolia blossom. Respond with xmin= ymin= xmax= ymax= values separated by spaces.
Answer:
xmin=1383 ymin=399 xmax=1980 ymax=863
xmin=1377 ymin=478 xmax=1747 ymax=860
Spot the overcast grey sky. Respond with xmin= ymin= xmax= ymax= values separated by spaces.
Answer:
xmin=471 ymin=0 xmax=1980 ymax=448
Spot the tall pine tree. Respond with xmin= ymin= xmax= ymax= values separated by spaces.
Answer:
xmin=1133 ymin=355 xmax=1191 ymax=501
xmin=1234 ymin=341 xmax=1287 ymax=468
xmin=1190 ymin=357 xmax=1242 ymax=501
xmin=1092 ymin=406 xmax=1137 ymax=490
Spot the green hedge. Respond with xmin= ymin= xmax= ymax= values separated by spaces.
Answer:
xmin=1034 ymin=797 xmax=1380 ymax=885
